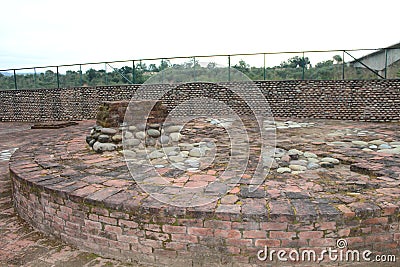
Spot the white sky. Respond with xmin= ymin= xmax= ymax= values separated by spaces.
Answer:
xmin=0 ymin=0 xmax=399 ymax=70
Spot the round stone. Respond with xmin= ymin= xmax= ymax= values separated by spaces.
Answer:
xmin=368 ymin=145 xmax=378 ymax=149
xmin=179 ymin=143 xmax=194 ymax=151
xmin=101 ymin=128 xmax=117 ymax=135
xmin=320 ymin=157 xmax=340 ymax=164
xmin=351 ymin=140 xmax=369 ymax=148
xmin=88 ymin=139 xmax=96 ymax=147
xmin=136 ymin=124 xmax=146 ymax=131
xmin=169 ymin=155 xmax=185 ymax=162
xmin=86 ymin=135 xmax=93 ymax=144
xmin=124 ymin=139 xmax=141 ymax=147
xmin=145 ymin=138 xmax=156 ymax=147
xmin=120 ymin=150 xmax=136 ymax=158
xmin=147 ymin=129 xmax=161 ymax=138
xmin=148 ymin=123 xmax=160 ymax=129
xmin=162 ymin=147 xmax=179 ymax=154
xmin=160 ymin=135 xmax=169 ymax=144
xmin=169 ymin=132 xmax=182 ymax=142
xmin=289 ymin=160 xmax=308 ymax=166
xmin=128 ymin=126 xmax=137 ymax=131
xmin=369 ymin=139 xmax=386 ymax=145
xmin=303 ymin=152 xmax=317 ymax=158
xmin=97 ymin=134 xmax=110 ymax=143
xmin=148 ymin=150 xmax=165 ymax=159
xmin=378 ymin=144 xmax=392 ymax=149
xmin=307 ymin=162 xmax=320 ymax=170
xmin=124 ymin=131 xmax=134 ymax=139
xmin=94 ymin=126 xmax=103 ymax=132
xmin=165 ymin=125 xmax=182 ymax=133
xmin=307 ymin=158 xmax=319 ymax=163
xmin=277 ymin=167 xmax=291 ymax=174
xmin=92 ymin=142 xmax=116 ymax=153
xmin=186 ymin=160 xmax=200 ymax=168
xmin=320 ymin=162 xmax=334 ymax=168
xmin=189 ymin=148 xmax=205 ymax=157
xmin=112 ymin=134 xmax=122 ymax=142
xmin=135 ymin=131 xmax=146 ymax=140
xmin=289 ymin=165 xmax=307 ymax=171
xmin=288 ymin=149 xmax=303 ymax=156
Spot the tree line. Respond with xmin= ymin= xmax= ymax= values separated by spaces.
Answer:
xmin=0 ymin=55 xmax=396 ymax=90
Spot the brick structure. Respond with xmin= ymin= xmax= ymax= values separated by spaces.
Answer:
xmin=96 ymin=100 xmax=168 ymax=127
xmin=0 ymin=79 xmax=399 ymax=122
xmin=9 ymin=120 xmax=400 ymax=266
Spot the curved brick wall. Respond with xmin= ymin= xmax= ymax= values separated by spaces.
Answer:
xmin=9 ymin=123 xmax=400 ymax=266
xmin=1 ymin=79 xmax=400 ymax=122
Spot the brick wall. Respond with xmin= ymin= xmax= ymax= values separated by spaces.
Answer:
xmin=10 ymin=168 xmax=400 ymax=266
xmin=1 ymin=79 xmax=399 ymax=122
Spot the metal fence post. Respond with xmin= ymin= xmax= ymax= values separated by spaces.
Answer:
xmin=34 ymin=67 xmax=37 ymax=88
xmin=384 ymin=48 xmax=388 ymax=79
xmin=302 ymin=52 xmax=305 ymax=80
xmin=228 ymin=55 xmax=231 ymax=81
xmin=342 ymin=50 xmax=345 ymax=80
xmin=193 ymin=57 xmax=196 ymax=81
xmin=79 ymin=65 xmax=83 ymax=86
xmin=132 ymin=60 xmax=135 ymax=84
xmin=56 ymin=66 xmax=60 ymax=88
xmin=161 ymin=59 xmax=164 ymax=84
xmin=263 ymin=53 xmax=266 ymax=80
xmin=104 ymin=63 xmax=108 ymax=85
xmin=13 ymin=69 xmax=17 ymax=89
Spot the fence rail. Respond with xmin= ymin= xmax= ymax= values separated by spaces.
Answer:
xmin=1 ymin=47 xmax=399 ymax=90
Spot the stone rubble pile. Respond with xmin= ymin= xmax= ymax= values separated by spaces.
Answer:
xmin=262 ymin=147 xmax=341 ymax=175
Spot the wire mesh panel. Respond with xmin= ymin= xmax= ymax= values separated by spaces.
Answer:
xmin=386 ymin=47 xmax=400 ymax=79
xmin=264 ymin=52 xmax=305 ymax=80
xmin=303 ymin=51 xmax=344 ymax=80
xmin=0 ymin=70 xmax=17 ymax=90
xmin=26 ymin=67 xmax=58 ymax=89
xmin=0 ymin=47 xmax=399 ymax=90
xmin=229 ymin=54 xmax=265 ymax=81
xmin=343 ymin=49 xmax=382 ymax=80
xmin=79 ymin=63 xmax=106 ymax=87
xmin=58 ymin=65 xmax=83 ymax=88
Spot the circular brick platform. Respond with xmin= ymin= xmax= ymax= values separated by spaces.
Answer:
xmin=9 ymin=120 xmax=400 ymax=266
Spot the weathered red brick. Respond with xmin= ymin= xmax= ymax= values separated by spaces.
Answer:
xmin=214 ymin=229 xmax=241 ymax=239
xmin=187 ymin=227 xmax=213 ymax=236
xmin=171 ymin=234 xmax=198 ymax=243
xmin=104 ymin=225 xmax=123 ymax=235
xmin=98 ymin=215 xmax=117 ymax=225
xmin=225 ymin=238 xmax=252 ymax=247
xmin=119 ymin=219 xmax=138 ymax=229
xmin=260 ymin=222 xmax=288 ymax=231
xmin=362 ymin=217 xmax=388 ymax=225
xmin=243 ymin=230 xmax=266 ymax=239
xmin=204 ymin=220 xmax=231 ymax=229
xmin=255 ymin=239 xmax=280 ymax=247
xmin=298 ymin=231 xmax=324 ymax=239
xmin=162 ymin=225 xmax=186 ymax=234
xmin=269 ymin=231 xmax=296 ymax=239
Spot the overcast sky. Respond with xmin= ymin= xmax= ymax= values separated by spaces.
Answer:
xmin=0 ymin=0 xmax=399 ymax=70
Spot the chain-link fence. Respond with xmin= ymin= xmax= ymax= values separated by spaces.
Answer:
xmin=1 ymin=47 xmax=399 ymax=90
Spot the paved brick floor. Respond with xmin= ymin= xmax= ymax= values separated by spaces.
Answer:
xmin=0 ymin=122 xmax=133 ymax=267
xmin=1 ymin=120 xmax=399 ymax=266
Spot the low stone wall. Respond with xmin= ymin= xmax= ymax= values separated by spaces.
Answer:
xmin=10 ymin=163 xmax=400 ymax=266
xmin=1 ymin=79 xmax=400 ymax=122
